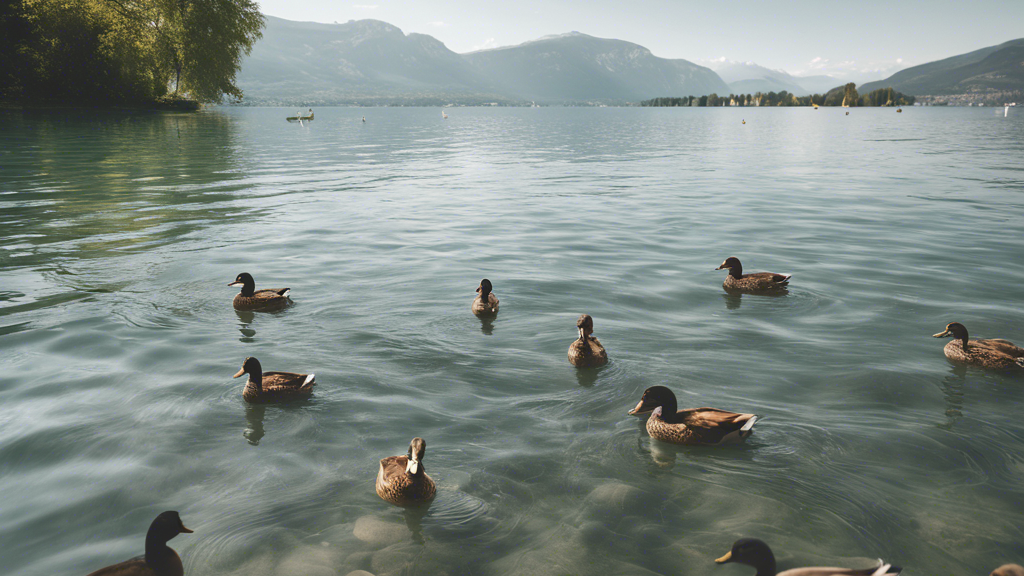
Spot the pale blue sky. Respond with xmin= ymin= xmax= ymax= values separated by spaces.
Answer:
xmin=257 ymin=0 xmax=1024 ymax=81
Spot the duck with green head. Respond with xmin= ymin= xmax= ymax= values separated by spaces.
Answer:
xmin=629 ymin=385 xmax=757 ymax=445
xmin=716 ymin=257 xmax=791 ymax=293
xmin=376 ymin=437 xmax=437 ymax=507
xmin=86 ymin=511 xmax=193 ymax=576
xmin=228 ymin=272 xmax=291 ymax=311
xmin=568 ymin=314 xmax=608 ymax=368
xmin=933 ymin=322 xmax=1024 ymax=371
xmin=233 ymin=356 xmax=316 ymax=403
xmin=715 ymin=538 xmax=902 ymax=576
xmin=472 ymin=278 xmax=499 ymax=315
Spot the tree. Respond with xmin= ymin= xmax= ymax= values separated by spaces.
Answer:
xmin=156 ymin=0 xmax=264 ymax=101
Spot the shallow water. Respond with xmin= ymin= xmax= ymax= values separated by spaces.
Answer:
xmin=1 ymin=106 xmax=1023 ymax=576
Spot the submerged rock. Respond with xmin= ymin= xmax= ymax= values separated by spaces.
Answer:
xmin=353 ymin=515 xmax=407 ymax=548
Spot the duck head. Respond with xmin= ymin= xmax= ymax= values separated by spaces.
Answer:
xmin=145 ymin=511 xmax=192 ymax=558
xmin=933 ymin=322 xmax=969 ymax=349
xmin=715 ymin=538 xmax=776 ymax=576
xmin=576 ymin=314 xmax=595 ymax=341
xmin=716 ymin=257 xmax=743 ymax=278
xmin=406 ymin=437 xmax=427 ymax=475
xmin=476 ymin=278 xmax=493 ymax=301
xmin=628 ymin=385 xmax=678 ymax=417
xmin=233 ymin=357 xmax=263 ymax=390
xmin=229 ymin=273 xmax=256 ymax=297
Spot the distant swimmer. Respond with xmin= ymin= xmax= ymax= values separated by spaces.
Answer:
xmin=742 ymin=119 xmax=746 ymax=124
xmin=846 ymin=111 xmax=849 ymax=115
xmin=362 ymin=116 xmax=366 ymax=123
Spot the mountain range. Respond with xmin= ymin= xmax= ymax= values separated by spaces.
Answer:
xmin=710 ymin=61 xmax=840 ymax=96
xmin=236 ymin=17 xmax=1024 ymax=105
xmin=237 ymin=17 xmax=727 ymax=105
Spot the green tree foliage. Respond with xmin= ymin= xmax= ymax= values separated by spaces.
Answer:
xmin=4 ymin=0 xmax=263 ymax=105
xmin=859 ymin=86 xmax=915 ymax=106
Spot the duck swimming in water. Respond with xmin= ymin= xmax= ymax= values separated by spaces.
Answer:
xmin=233 ymin=356 xmax=316 ymax=403
xmin=229 ymin=272 xmax=291 ymax=311
xmin=472 ymin=278 xmax=499 ymax=315
xmin=933 ymin=322 xmax=1024 ymax=370
xmin=629 ymin=385 xmax=757 ymax=445
xmin=991 ymin=565 xmax=1024 ymax=576
xmin=715 ymin=538 xmax=902 ymax=576
xmin=716 ymin=257 xmax=791 ymax=293
xmin=568 ymin=314 xmax=608 ymax=367
xmin=376 ymin=437 xmax=437 ymax=507
xmin=85 ymin=511 xmax=193 ymax=576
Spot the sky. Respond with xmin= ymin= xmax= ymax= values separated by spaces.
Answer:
xmin=256 ymin=0 xmax=1024 ymax=82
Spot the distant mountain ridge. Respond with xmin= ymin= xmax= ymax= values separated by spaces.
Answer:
xmin=861 ymin=38 xmax=1024 ymax=97
xmin=236 ymin=16 xmax=726 ymax=105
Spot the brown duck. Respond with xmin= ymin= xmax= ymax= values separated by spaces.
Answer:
xmin=376 ymin=437 xmax=437 ymax=507
xmin=471 ymin=278 xmax=499 ymax=315
xmin=629 ymin=386 xmax=757 ymax=445
xmin=716 ymin=257 xmax=791 ymax=293
xmin=229 ymin=272 xmax=291 ymax=311
xmin=933 ymin=322 xmax=1024 ymax=370
xmin=568 ymin=314 xmax=608 ymax=368
xmin=233 ymin=357 xmax=316 ymax=403
xmin=715 ymin=538 xmax=902 ymax=576
xmin=992 ymin=565 xmax=1024 ymax=576
xmin=85 ymin=511 xmax=193 ymax=576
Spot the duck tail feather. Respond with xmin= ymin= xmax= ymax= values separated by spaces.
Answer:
xmin=740 ymin=415 xmax=758 ymax=432
xmin=304 ymin=374 xmax=315 ymax=386
xmin=1016 ymin=357 xmax=1024 ymax=368
xmin=278 ymin=288 xmax=291 ymax=296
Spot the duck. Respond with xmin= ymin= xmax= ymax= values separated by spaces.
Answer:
xmin=716 ymin=257 xmax=791 ymax=293
xmin=85 ymin=511 xmax=193 ymax=576
xmin=628 ymin=385 xmax=757 ymax=445
xmin=715 ymin=538 xmax=902 ymax=576
xmin=233 ymin=356 xmax=315 ymax=403
xmin=568 ymin=314 xmax=608 ymax=368
xmin=376 ymin=437 xmax=437 ymax=507
xmin=992 ymin=565 xmax=1024 ymax=576
xmin=932 ymin=322 xmax=1024 ymax=370
xmin=471 ymin=278 xmax=499 ymax=315
xmin=228 ymin=272 xmax=291 ymax=311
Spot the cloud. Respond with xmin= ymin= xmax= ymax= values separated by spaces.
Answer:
xmin=472 ymin=38 xmax=497 ymax=51
xmin=353 ymin=4 xmax=378 ymax=9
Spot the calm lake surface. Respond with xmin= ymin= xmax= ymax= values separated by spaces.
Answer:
xmin=2 ymin=106 xmax=1023 ymax=576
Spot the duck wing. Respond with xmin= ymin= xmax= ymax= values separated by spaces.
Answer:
xmin=976 ymin=338 xmax=1024 ymax=357
xmin=261 ymin=371 xmax=315 ymax=393
xmin=674 ymin=408 xmax=758 ymax=443
xmin=744 ymin=271 xmax=791 ymax=285
xmin=779 ymin=564 xmax=901 ymax=576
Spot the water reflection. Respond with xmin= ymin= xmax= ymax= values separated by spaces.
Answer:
xmin=243 ymin=404 xmax=266 ymax=445
xmin=477 ymin=314 xmax=495 ymax=335
xmin=937 ymin=364 xmax=967 ymax=430
xmin=401 ymin=505 xmax=431 ymax=544
xmin=722 ymin=291 xmax=743 ymax=310
xmin=235 ymin=310 xmax=256 ymax=341
xmin=575 ymin=367 xmax=600 ymax=387
xmin=722 ymin=287 xmax=789 ymax=309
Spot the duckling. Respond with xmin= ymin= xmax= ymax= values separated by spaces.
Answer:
xmin=715 ymin=538 xmax=902 ymax=576
xmin=228 ymin=272 xmax=291 ymax=311
xmin=629 ymin=385 xmax=756 ymax=445
xmin=86 ymin=511 xmax=193 ymax=576
xmin=471 ymin=278 xmax=499 ymax=315
xmin=992 ymin=565 xmax=1024 ymax=576
xmin=716 ymin=257 xmax=791 ymax=293
xmin=568 ymin=314 xmax=608 ymax=368
xmin=376 ymin=437 xmax=437 ymax=507
xmin=233 ymin=356 xmax=315 ymax=403
xmin=933 ymin=322 xmax=1024 ymax=370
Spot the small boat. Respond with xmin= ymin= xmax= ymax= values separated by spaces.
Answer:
xmin=286 ymin=109 xmax=314 ymax=122
xmin=813 ymin=103 xmax=819 ymax=110
xmin=442 ymin=110 xmax=448 ymax=119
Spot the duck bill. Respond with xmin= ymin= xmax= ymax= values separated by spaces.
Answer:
xmin=627 ymin=399 xmax=648 ymax=416
xmin=232 ymin=368 xmax=246 ymax=378
xmin=932 ymin=330 xmax=951 ymax=338
xmin=228 ymin=281 xmax=242 ymax=287
xmin=475 ymin=286 xmax=481 ymax=293
xmin=179 ymin=524 xmax=194 ymax=534
xmin=715 ymin=265 xmax=726 ymax=270
xmin=715 ymin=551 xmax=732 ymax=564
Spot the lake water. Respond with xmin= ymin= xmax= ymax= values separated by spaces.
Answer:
xmin=2 ymin=106 xmax=1023 ymax=576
